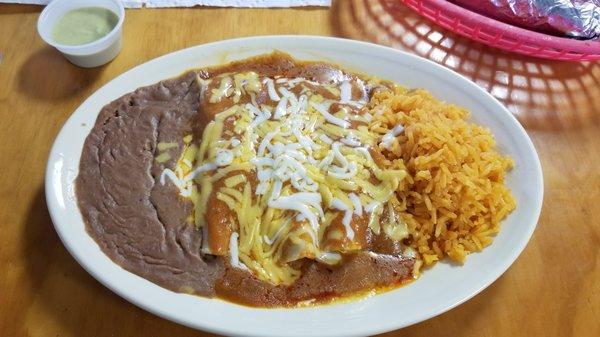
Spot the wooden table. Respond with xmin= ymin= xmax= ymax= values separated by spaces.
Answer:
xmin=1 ymin=1 xmax=598 ymax=336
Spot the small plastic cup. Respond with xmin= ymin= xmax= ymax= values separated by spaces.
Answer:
xmin=37 ymin=0 xmax=125 ymax=68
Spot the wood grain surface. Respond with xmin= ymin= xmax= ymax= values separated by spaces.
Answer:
xmin=0 ymin=1 xmax=598 ymax=336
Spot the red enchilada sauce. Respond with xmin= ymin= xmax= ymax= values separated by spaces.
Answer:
xmin=76 ymin=52 xmax=417 ymax=307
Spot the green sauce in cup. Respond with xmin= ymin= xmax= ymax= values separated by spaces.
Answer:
xmin=52 ymin=7 xmax=119 ymax=46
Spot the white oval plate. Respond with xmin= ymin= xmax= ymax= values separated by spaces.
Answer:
xmin=45 ymin=36 xmax=543 ymax=337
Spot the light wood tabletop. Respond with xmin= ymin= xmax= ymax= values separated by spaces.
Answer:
xmin=0 ymin=1 xmax=598 ymax=336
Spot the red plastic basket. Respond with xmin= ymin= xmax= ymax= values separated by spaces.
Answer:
xmin=400 ymin=0 xmax=600 ymax=61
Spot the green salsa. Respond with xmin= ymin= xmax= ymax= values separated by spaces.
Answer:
xmin=52 ymin=7 xmax=119 ymax=46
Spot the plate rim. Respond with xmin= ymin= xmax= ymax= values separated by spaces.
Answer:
xmin=45 ymin=35 xmax=544 ymax=337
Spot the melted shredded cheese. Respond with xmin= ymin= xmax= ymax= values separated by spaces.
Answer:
xmin=380 ymin=124 xmax=405 ymax=149
xmin=159 ymin=72 xmax=409 ymax=286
